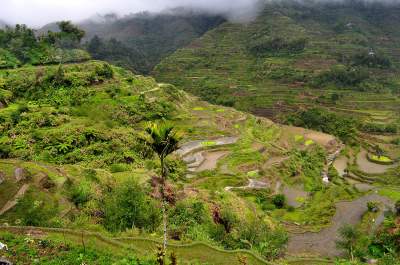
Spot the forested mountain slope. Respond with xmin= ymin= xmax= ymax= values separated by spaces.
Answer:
xmin=42 ymin=10 xmax=225 ymax=74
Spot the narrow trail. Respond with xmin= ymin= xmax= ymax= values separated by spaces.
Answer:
xmin=288 ymin=193 xmax=394 ymax=257
xmin=0 ymin=184 xmax=30 ymax=215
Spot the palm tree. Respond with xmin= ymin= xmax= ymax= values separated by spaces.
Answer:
xmin=144 ymin=122 xmax=181 ymax=255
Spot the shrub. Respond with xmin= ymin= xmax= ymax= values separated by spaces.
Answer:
xmin=69 ymin=181 xmax=92 ymax=207
xmin=272 ymin=194 xmax=286 ymax=209
xmin=103 ymin=178 xmax=161 ymax=232
xmin=95 ymin=63 xmax=114 ymax=79
xmin=15 ymin=192 xmax=58 ymax=226
xmin=248 ymin=37 xmax=307 ymax=56
xmin=367 ymin=201 xmax=379 ymax=212
xmin=110 ymin=163 xmax=129 ymax=173
xmin=313 ymin=65 xmax=369 ymax=88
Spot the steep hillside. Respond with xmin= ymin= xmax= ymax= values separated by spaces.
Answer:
xmin=0 ymin=58 xmax=385 ymax=264
xmin=0 ymin=54 xmax=399 ymax=264
xmin=40 ymin=10 xmax=225 ymax=74
xmin=154 ymin=1 xmax=400 ymax=139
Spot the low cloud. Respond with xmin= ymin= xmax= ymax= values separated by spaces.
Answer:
xmin=1 ymin=0 xmax=399 ymax=27
xmin=1 ymin=0 xmax=263 ymax=27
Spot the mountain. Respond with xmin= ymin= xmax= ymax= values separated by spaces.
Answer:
xmin=42 ymin=10 xmax=225 ymax=74
xmin=154 ymin=0 xmax=400 ymax=143
xmin=1 ymin=6 xmax=400 ymax=264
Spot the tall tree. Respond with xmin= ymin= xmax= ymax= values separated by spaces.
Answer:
xmin=143 ymin=122 xmax=181 ymax=257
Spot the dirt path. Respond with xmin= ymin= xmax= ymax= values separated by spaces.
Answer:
xmin=0 ymin=184 xmax=29 ymax=215
xmin=287 ymin=193 xmax=394 ymax=257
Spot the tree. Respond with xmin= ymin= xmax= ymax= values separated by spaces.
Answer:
xmin=57 ymin=21 xmax=85 ymax=43
xmin=50 ymin=21 xmax=85 ymax=50
xmin=87 ymin=35 xmax=104 ymax=58
xmin=143 ymin=122 xmax=181 ymax=256
xmin=336 ymin=225 xmax=360 ymax=261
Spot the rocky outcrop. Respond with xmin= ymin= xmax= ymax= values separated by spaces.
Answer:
xmin=13 ymin=168 xmax=29 ymax=182
xmin=38 ymin=173 xmax=55 ymax=190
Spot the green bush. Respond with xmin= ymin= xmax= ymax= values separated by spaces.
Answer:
xmin=68 ymin=180 xmax=92 ymax=207
xmin=103 ymin=178 xmax=161 ymax=232
xmin=110 ymin=163 xmax=130 ymax=173
xmin=15 ymin=191 xmax=58 ymax=226
xmin=313 ymin=65 xmax=369 ymax=88
xmin=272 ymin=194 xmax=286 ymax=209
xmin=248 ymin=37 xmax=307 ymax=56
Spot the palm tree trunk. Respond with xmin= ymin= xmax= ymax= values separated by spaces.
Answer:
xmin=162 ymin=197 xmax=167 ymax=252
xmin=160 ymin=157 xmax=168 ymax=255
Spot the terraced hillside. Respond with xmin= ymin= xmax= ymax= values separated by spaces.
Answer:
xmin=0 ymin=59 xmax=358 ymax=263
xmin=154 ymin=1 xmax=400 ymax=132
xmin=3 ymin=57 xmax=399 ymax=264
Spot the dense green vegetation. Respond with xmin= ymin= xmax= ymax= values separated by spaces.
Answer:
xmin=0 ymin=22 xmax=90 ymax=68
xmin=0 ymin=231 xmax=154 ymax=265
xmin=285 ymin=108 xmax=357 ymax=143
xmin=0 ymin=60 xmax=290 ymax=262
xmin=1 ymin=3 xmax=400 ymax=264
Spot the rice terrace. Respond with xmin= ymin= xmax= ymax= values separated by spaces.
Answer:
xmin=0 ymin=0 xmax=400 ymax=264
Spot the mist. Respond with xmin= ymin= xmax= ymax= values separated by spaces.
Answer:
xmin=2 ymin=0 xmax=400 ymax=27
xmin=0 ymin=0 xmax=264 ymax=27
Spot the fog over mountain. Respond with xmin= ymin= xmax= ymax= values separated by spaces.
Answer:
xmin=2 ymin=0 xmax=400 ymax=27
xmin=1 ymin=0 xmax=263 ymax=26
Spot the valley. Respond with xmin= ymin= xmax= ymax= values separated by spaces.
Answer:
xmin=1 ymin=1 xmax=400 ymax=265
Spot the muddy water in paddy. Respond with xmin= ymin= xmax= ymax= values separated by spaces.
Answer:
xmin=356 ymin=149 xmax=398 ymax=174
xmin=333 ymin=156 xmax=348 ymax=177
xmin=196 ymin=151 xmax=230 ymax=172
xmin=283 ymin=186 xmax=309 ymax=208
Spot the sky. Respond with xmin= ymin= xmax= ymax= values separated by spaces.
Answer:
xmin=2 ymin=0 xmax=400 ymax=27
xmin=0 ymin=0 xmax=262 ymax=27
